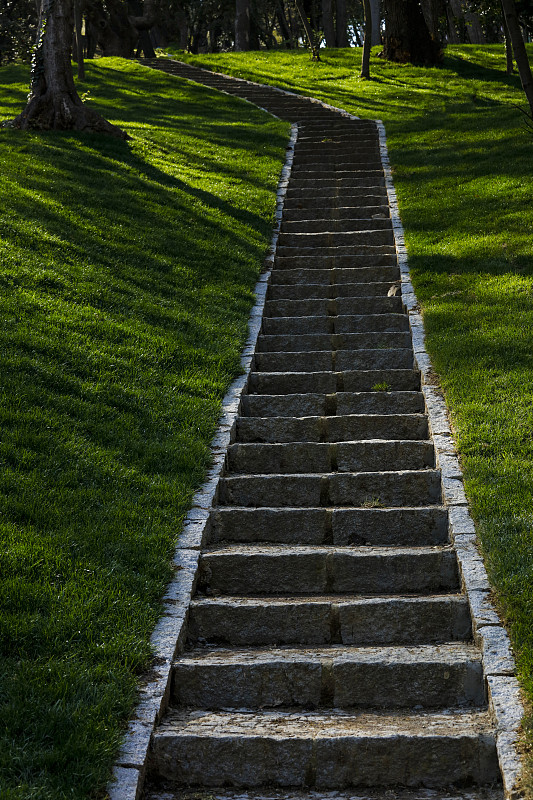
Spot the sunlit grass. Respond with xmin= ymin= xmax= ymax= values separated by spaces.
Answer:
xmin=0 ymin=58 xmax=288 ymax=799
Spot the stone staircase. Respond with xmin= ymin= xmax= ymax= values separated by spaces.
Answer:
xmin=139 ymin=59 xmax=503 ymax=800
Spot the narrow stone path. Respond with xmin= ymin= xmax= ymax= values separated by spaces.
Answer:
xmin=139 ymin=59 xmax=503 ymax=800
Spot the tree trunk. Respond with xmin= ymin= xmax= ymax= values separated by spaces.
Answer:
xmin=322 ymin=0 xmax=335 ymax=47
xmin=276 ymin=1 xmax=293 ymax=46
xmin=335 ymin=0 xmax=349 ymax=46
xmin=501 ymin=0 xmax=533 ymax=116
xmin=383 ymin=0 xmax=441 ymax=64
xmin=502 ymin=2 xmax=514 ymax=73
xmin=370 ymin=0 xmax=381 ymax=45
xmin=295 ymin=0 xmax=320 ymax=58
xmin=74 ymin=0 xmax=85 ymax=78
xmin=360 ymin=0 xmax=372 ymax=77
xmin=235 ymin=0 xmax=250 ymax=50
xmin=13 ymin=0 xmax=126 ymax=136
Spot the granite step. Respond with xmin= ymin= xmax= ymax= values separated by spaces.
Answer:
xmin=253 ymin=349 xmax=413 ymax=373
xmin=280 ymin=219 xmax=392 ymax=233
xmin=240 ymin=392 xmax=425 ymax=417
xmin=236 ymin=414 xmax=428 ymax=444
xmin=261 ymin=314 xmax=409 ymax=334
xmin=266 ymin=282 xmax=400 ymax=300
xmin=171 ymin=643 xmax=484 ymax=710
xmin=208 ymin=506 xmax=449 ymax=546
xmin=268 ymin=266 xmax=400 ymax=285
xmin=187 ymin=594 xmax=471 ymax=647
xmin=273 ymin=254 xmax=398 ymax=269
xmin=281 ymin=206 xmax=391 ymax=221
xmin=226 ymin=441 xmax=434 ymax=473
xmin=218 ymin=470 xmax=442 ymax=508
xmin=255 ymin=332 xmax=411 ymax=351
xmin=198 ymin=545 xmax=457 ymax=596
xmin=147 ymin=787 xmax=503 ymax=800
xmin=262 ymin=297 xmax=403 ymax=317
xmin=248 ymin=369 xmax=421 ymax=394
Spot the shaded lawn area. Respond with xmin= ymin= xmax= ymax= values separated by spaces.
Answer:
xmin=0 ymin=58 xmax=288 ymax=799
xmin=170 ymin=44 xmax=533 ymax=780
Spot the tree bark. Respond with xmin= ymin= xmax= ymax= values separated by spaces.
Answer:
xmin=360 ymin=0 xmax=372 ymax=77
xmin=276 ymin=1 xmax=293 ymax=46
xmin=502 ymin=2 xmax=515 ymax=73
xmin=501 ymin=0 xmax=533 ymax=116
xmin=335 ymin=0 xmax=349 ymax=46
xmin=295 ymin=0 xmax=320 ymax=58
xmin=13 ymin=0 xmax=127 ymax=136
xmin=383 ymin=0 xmax=441 ymax=64
xmin=322 ymin=0 xmax=335 ymax=47
xmin=74 ymin=0 xmax=85 ymax=78
xmin=235 ymin=0 xmax=250 ymax=50
xmin=370 ymin=0 xmax=381 ymax=45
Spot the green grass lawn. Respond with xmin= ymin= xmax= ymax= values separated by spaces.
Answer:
xmin=168 ymin=44 xmax=533 ymax=782
xmin=0 ymin=59 xmax=288 ymax=799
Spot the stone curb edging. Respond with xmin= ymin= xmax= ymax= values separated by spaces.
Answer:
xmin=106 ymin=122 xmax=299 ymax=800
xmin=161 ymin=56 xmax=361 ymax=122
xmin=376 ymin=119 xmax=525 ymax=800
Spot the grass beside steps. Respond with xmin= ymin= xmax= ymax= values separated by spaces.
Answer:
xmin=0 ymin=59 xmax=287 ymax=800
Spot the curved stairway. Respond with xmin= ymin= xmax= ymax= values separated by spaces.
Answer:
xmin=138 ymin=59 xmax=503 ymax=800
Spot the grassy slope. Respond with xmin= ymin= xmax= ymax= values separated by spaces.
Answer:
xmin=170 ymin=44 xmax=533 ymax=770
xmin=0 ymin=59 xmax=287 ymax=799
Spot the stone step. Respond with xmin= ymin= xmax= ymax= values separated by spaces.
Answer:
xmin=263 ymin=297 xmax=403 ymax=317
xmin=288 ymin=176 xmax=386 ymax=190
xmin=277 ymin=231 xmax=394 ymax=248
xmin=218 ymin=470 xmax=442 ymax=508
xmin=295 ymin=144 xmax=381 ymax=154
xmin=146 ymin=787 xmax=503 ymax=800
xmin=280 ymin=219 xmax=392 ymax=233
xmin=248 ymin=369 xmax=421 ymax=394
xmin=292 ymin=152 xmax=382 ymax=163
xmin=281 ymin=206 xmax=391 ymax=222
xmin=274 ymin=254 xmax=397 ymax=269
xmin=261 ymin=314 xmax=408 ymax=335
xmin=226 ymin=441 xmax=434 ymax=474
xmin=266 ymin=282 xmax=399 ymax=300
xmin=269 ymin=267 xmax=398 ymax=285
xmin=172 ymin=643 xmax=484 ymax=710
xmin=282 ymin=195 xmax=388 ymax=211
xmin=285 ymin=186 xmax=387 ymax=201
xmin=241 ymin=392 xmax=425 ymax=417
xmin=187 ymin=594 xmax=470 ymax=647
xmin=236 ymin=414 xmax=428 ymax=444
xmin=198 ymin=545 xmax=457 ymax=596
xmin=208 ymin=506 xmax=449 ymax=546
xmin=256 ymin=332 xmax=411 ymax=352
xmin=276 ymin=245 xmax=397 ymax=259
xmin=150 ymin=708 xmax=498 ymax=789
xmin=254 ymin=349 xmax=413 ymax=373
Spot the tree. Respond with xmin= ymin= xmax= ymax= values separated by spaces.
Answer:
xmin=382 ymin=0 xmax=442 ymax=64
xmin=235 ymin=0 xmax=249 ymax=48
xmin=322 ymin=0 xmax=335 ymax=45
xmin=501 ymin=0 xmax=533 ymax=116
xmin=360 ymin=0 xmax=372 ymax=76
xmin=370 ymin=0 xmax=381 ymax=43
xmin=11 ymin=0 xmax=127 ymax=136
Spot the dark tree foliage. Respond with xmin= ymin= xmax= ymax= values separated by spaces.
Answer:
xmin=0 ymin=0 xmax=37 ymax=63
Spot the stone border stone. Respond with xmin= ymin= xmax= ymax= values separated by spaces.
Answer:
xmin=376 ymin=119 xmax=525 ymax=800
xmin=106 ymin=122 xmax=299 ymax=800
